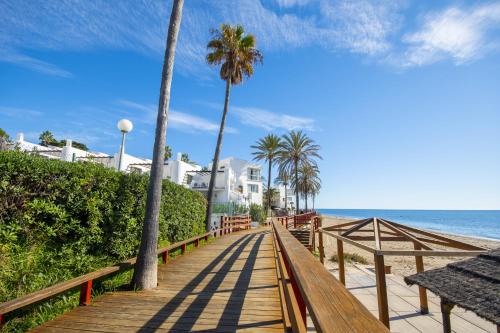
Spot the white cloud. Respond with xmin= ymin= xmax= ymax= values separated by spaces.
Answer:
xmin=0 ymin=50 xmax=73 ymax=78
xmin=0 ymin=106 xmax=43 ymax=118
xmin=0 ymin=0 xmax=403 ymax=76
xmin=275 ymin=0 xmax=312 ymax=7
xmin=233 ymin=106 xmax=315 ymax=131
xmin=116 ymin=100 xmax=237 ymax=134
xmin=319 ymin=0 xmax=403 ymax=55
xmin=401 ymin=3 xmax=500 ymax=66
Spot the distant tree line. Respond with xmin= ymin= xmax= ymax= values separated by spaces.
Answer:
xmin=39 ymin=130 xmax=89 ymax=151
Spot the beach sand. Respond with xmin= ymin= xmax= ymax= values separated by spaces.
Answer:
xmin=320 ymin=215 xmax=500 ymax=277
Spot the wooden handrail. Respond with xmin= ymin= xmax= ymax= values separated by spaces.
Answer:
xmin=272 ymin=221 xmax=389 ymax=333
xmin=0 ymin=217 xmax=251 ymax=324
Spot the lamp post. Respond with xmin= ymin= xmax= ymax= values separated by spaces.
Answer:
xmin=117 ymin=119 xmax=133 ymax=171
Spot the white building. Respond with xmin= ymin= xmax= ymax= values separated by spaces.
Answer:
xmin=184 ymin=157 xmax=263 ymax=207
xmin=12 ymin=132 xmax=152 ymax=174
xmin=277 ymin=184 xmax=296 ymax=212
xmin=163 ymin=152 xmax=202 ymax=184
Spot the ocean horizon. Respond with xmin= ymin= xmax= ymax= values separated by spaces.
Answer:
xmin=316 ymin=209 xmax=500 ymax=240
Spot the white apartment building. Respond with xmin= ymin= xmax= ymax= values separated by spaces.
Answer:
xmin=277 ymin=184 xmax=296 ymax=212
xmin=163 ymin=152 xmax=202 ymax=184
xmin=184 ymin=157 xmax=263 ymax=207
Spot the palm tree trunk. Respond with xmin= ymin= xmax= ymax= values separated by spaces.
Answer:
xmin=312 ymin=194 xmax=315 ymax=210
xmin=294 ymin=159 xmax=299 ymax=214
xmin=205 ymin=77 xmax=232 ymax=231
xmin=284 ymin=183 xmax=288 ymax=211
xmin=133 ymin=0 xmax=184 ymax=290
xmin=305 ymin=192 xmax=308 ymax=211
xmin=267 ymin=159 xmax=272 ymax=214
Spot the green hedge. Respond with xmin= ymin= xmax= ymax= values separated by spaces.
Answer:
xmin=0 ymin=151 xmax=206 ymax=328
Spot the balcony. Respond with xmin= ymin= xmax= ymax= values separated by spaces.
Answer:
xmin=247 ymin=175 xmax=261 ymax=181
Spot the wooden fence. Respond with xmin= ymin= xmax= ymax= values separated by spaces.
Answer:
xmin=0 ymin=216 xmax=252 ymax=327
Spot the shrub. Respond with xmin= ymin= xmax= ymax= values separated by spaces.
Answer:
xmin=0 ymin=151 xmax=206 ymax=331
xmin=330 ymin=252 xmax=368 ymax=264
xmin=249 ymin=203 xmax=266 ymax=223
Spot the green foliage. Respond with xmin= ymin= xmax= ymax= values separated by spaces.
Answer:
xmin=164 ymin=145 xmax=172 ymax=160
xmin=249 ymin=203 xmax=266 ymax=223
xmin=0 ymin=151 xmax=206 ymax=331
xmin=59 ymin=140 xmax=88 ymax=151
xmin=0 ymin=128 xmax=9 ymax=140
xmin=38 ymin=130 xmax=88 ymax=151
xmin=330 ymin=252 xmax=368 ymax=265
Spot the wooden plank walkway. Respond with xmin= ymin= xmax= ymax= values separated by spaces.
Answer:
xmin=329 ymin=263 xmax=497 ymax=333
xmin=31 ymin=228 xmax=284 ymax=333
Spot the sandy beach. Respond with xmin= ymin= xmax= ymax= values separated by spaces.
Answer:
xmin=320 ymin=215 xmax=500 ymax=276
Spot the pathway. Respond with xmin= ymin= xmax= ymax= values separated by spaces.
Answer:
xmin=31 ymin=228 xmax=283 ymax=332
xmin=330 ymin=263 xmax=496 ymax=333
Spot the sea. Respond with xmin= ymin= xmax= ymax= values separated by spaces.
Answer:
xmin=316 ymin=209 xmax=500 ymax=241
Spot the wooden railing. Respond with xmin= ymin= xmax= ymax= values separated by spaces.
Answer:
xmin=219 ymin=215 xmax=251 ymax=235
xmin=277 ymin=211 xmax=317 ymax=230
xmin=272 ymin=221 xmax=389 ymax=333
xmin=0 ymin=216 xmax=251 ymax=326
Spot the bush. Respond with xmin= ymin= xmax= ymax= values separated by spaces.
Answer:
xmin=330 ymin=252 xmax=368 ymax=264
xmin=249 ymin=203 xmax=266 ymax=223
xmin=0 ymin=151 xmax=206 ymax=331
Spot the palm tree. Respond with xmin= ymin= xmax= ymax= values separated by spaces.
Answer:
xmin=274 ymin=170 xmax=291 ymax=211
xmin=263 ymin=187 xmax=280 ymax=208
xmin=294 ymin=164 xmax=321 ymax=211
xmin=39 ymin=130 xmax=56 ymax=146
xmin=164 ymin=145 xmax=172 ymax=161
xmin=278 ymin=131 xmax=321 ymax=214
xmin=132 ymin=0 xmax=184 ymax=290
xmin=205 ymin=24 xmax=263 ymax=230
xmin=251 ymin=134 xmax=281 ymax=213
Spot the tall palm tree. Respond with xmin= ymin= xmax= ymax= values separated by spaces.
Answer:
xmin=278 ymin=131 xmax=321 ymax=214
xmin=274 ymin=170 xmax=291 ymax=211
xmin=132 ymin=0 xmax=184 ymax=290
xmin=294 ymin=164 xmax=321 ymax=211
xmin=205 ymin=24 xmax=263 ymax=230
xmin=251 ymin=134 xmax=281 ymax=212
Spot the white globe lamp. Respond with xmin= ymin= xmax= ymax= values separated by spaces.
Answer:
xmin=117 ymin=119 xmax=133 ymax=171
xmin=117 ymin=119 xmax=133 ymax=133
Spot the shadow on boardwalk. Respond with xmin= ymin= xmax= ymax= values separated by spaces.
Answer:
xmin=32 ymin=228 xmax=283 ymax=333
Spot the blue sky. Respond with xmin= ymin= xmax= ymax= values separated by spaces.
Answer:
xmin=1 ymin=0 xmax=499 ymax=210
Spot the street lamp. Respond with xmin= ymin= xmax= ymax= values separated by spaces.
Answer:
xmin=117 ymin=119 xmax=133 ymax=171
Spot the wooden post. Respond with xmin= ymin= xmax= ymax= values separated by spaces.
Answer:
xmin=79 ymin=280 xmax=92 ymax=306
xmin=162 ymin=250 xmax=169 ymax=264
xmin=337 ymin=239 xmax=346 ymax=285
xmin=440 ymin=299 xmax=454 ymax=333
xmin=374 ymin=253 xmax=390 ymax=329
xmin=195 ymin=239 xmax=199 ymax=247
xmin=204 ymin=234 xmax=209 ymax=242
xmin=181 ymin=243 xmax=186 ymax=254
xmin=414 ymin=243 xmax=429 ymax=314
xmin=0 ymin=314 xmax=4 ymax=328
xmin=318 ymin=230 xmax=325 ymax=264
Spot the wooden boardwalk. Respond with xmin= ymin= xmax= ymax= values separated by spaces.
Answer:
xmin=32 ymin=228 xmax=284 ymax=333
xmin=330 ymin=263 xmax=497 ymax=333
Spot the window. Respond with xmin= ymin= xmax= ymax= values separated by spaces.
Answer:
xmin=248 ymin=168 xmax=260 ymax=181
xmin=248 ymin=184 xmax=259 ymax=193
